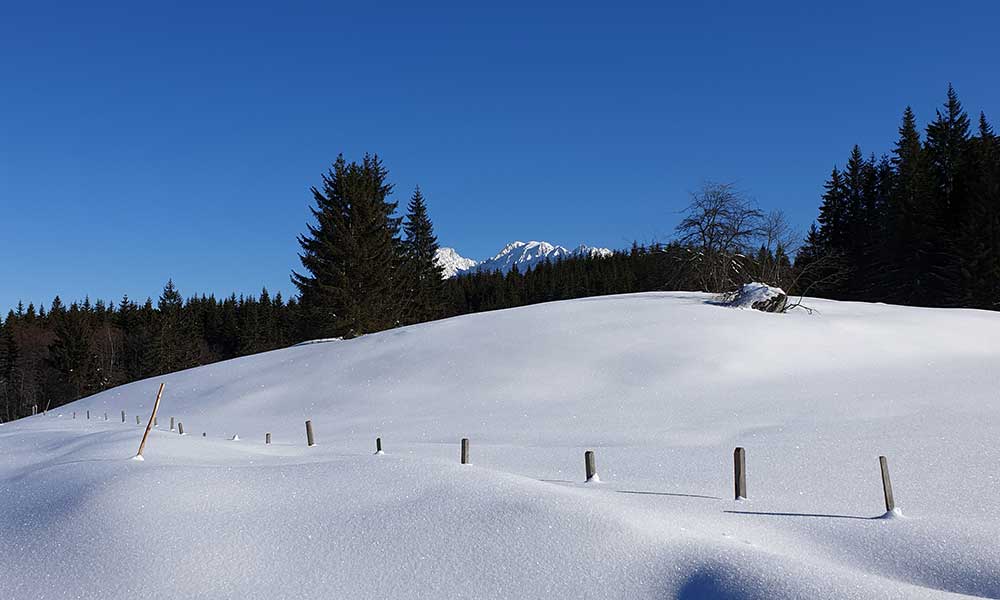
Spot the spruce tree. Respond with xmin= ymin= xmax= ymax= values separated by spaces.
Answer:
xmin=292 ymin=154 xmax=403 ymax=338
xmin=401 ymin=187 xmax=445 ymax=324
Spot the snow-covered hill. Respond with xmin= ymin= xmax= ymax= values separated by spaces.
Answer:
xmin=435 ymin=240 xmax=612 ymax=277
xmin=3 ymin=293 xmax=1000 ymax=599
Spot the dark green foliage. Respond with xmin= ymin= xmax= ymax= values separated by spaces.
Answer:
xmin=797 ymin=86 xmax=999 ymax=308
xmin=293 ymin=154 xmax=403 ymax=338
xmin=401 ymin=187 xmax=445 ymax=324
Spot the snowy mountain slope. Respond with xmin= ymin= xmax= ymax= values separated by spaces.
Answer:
xmin=433 ymin=247 xmax=478 ymax=278
xmin=3 ymin=292 xmax=1000 ymax=599
xmin=434 ymin=240 xmax=612 ymax=277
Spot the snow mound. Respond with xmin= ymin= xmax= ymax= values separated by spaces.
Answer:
xmin=3 ymin=292 xmax=1000 ymax=599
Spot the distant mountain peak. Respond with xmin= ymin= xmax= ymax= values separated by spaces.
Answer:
xmin=434 ymin=240 xmax=613 ymax=278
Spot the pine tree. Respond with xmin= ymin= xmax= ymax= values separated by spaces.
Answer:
xmin=401 ymin=187 xmax=445 ymax=324
xmin=292 ymin=154 xmax=403 ymax=338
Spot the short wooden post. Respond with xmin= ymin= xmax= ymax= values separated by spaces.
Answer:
xmin=136 ymin=415 xmax=141 ymax=425
xmin=170 ymin=416 xmax=175 ymax=431
xmin=177 ymin=422 xmax=184 ymax=435
xmin=460 ymin=438 xmax=470 ymax=464
xmin=585 ymin=450 xmax=597 ymax=481
xmin=305 ymin=420 xmax=315 ymax=447
xmin=376 ymin=437 xmax=382 ymax=453
xmin=87 ymin=410 xmax=90 ymax=420
xmin=104 ymin=412 xmax=108 ymax=421
xmin=121 ymin=410 xmax=126 ymax=423
xmin=733 ymin=447 xmax=747 ymax=499
xmin=135 ymin=383 xmax=165 ymax=459
xmin=154 ymin=416 xmax=158 ymax=427
xmin=879 ymin=455 xmax=895 ymax=512
xmin=734 ymin=447 xmax=747 ymax=499
xmin=265 ymin=432 xmax=271 ymax=445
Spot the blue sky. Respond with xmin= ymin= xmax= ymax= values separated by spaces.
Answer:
xmin=2 ymin=1 xmax=998 ymax=313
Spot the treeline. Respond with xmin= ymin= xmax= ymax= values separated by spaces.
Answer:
xmin=797 ymin=85 xmax=1000 ymax=308
xmin=0 ymin=284 xmax=301 ymax=420
xmin=3 ymin=86 xmax=997 ymax=419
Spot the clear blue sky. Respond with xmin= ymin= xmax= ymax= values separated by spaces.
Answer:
xmin=2 ymin=1 xmax=998 ymax=313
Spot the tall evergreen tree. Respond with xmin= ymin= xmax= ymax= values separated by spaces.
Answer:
xmin=292 ymin=154 xmax=403 ymax=338
xmin=401 ymin=187 xmax=445 ymax=324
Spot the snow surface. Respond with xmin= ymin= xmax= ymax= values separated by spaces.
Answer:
xmin=434 ymin=240 xmax=613 ymax=277
xmin=3 ymin=292 xmax=1000 ymax=599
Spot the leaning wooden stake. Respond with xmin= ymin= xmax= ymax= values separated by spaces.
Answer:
xmin=265 ymin=432 xmax=271 ymax=445
xmin=461 ymin=438 xmax=470 ymax=464
xmin=178 ymin=422 xmax=184 ymax=435
xmin=879 ymin=455 xmax=895 ymax=512
xmin=305 ymin=420 xmax=315 ymax=447
xmin=734 ymin=447 xmax=747 ymax=500
xmin=585 ymin=450 xmax=597 ymax=482
xmin=134 ymin=383 xmax=166 ymax=460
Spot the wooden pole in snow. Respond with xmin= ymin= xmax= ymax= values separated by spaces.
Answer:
xmin=461 ymin=438 xmax=470 ymax=464
xmin=86 ymin=410 xmax=90 ymax=420
xmin=73 ymin=412 xmax=76 ymax=419
xmin=376 ymin=437 xmax=382 ymax=453
xmin=136 ymin=415 xmax=141 ymax=425
xmin=585 ymin=450 xmax=596 ymax=482
xmin=170 ymin=416 xmax=175 ymax=431
xmin=178 ymin=422 xmax=184 ymax=435
xmin=879 ymin=455 xmax=895 ymax=512
xmin=121 ymin=410 xmax=126 ymax=423
xmin=104 ymin=412 xmax=108 ymax=421
xmin=305 ymin=420 xmax=315 ymax=447
xmin=265 ymin=432 xmax=271 ymax=445
xmin=135 ymin=383 xmax=165 ymax=459
xmin=734 ymin=447 xmax=747 ymax=500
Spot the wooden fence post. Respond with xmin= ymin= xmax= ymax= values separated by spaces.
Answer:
xmin=879 ymin=455 xmax=895 ymax=512
xmin=170 ymin=417 xmax=175 ymax=431
xmin=87 ymin=410 xmax=90 ymax=420
xmin=104 ymin=412 xmax=108 ymax=421
xmin=585 ymin=450 xmax=597 ymax=482
xmin=266 ymin=432 xmax=271 ymax=445
xmin=134 ymin=383 xmax=165 ymax=460
xmin=376 ymin=437 xmax=382 ymax=454
xmin=305 ymin=420 xmax=315 ymax=447
xmin=136 ymin=415 xmax=141 ymax=425
xmin=460 ymin=438 xmax=470 ymax=464
xmin=121 ymin=410 xmax=126 ymax=423
xmin=734 ymin=447 xmax=747 ymax=500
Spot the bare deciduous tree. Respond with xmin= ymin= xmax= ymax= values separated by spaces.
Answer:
xmin=675 ymin=182 xmax=763 ymax=292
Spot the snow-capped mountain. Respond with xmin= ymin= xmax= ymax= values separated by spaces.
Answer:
xmin=434 ymin=241 xmax=612 ymax=278
xmin=434 ymin=247 xmax=479 ymax=278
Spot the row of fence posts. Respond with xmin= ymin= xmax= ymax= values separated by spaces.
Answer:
xmin=69 ymin=403 xmax=899 ymax=513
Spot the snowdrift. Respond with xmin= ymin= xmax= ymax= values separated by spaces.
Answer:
xmin=3 ymin=292 xmax=999 ymax=599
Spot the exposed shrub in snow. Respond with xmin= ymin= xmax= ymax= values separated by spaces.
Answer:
xmin=719 ymin=282 xmax=788 ymax=313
